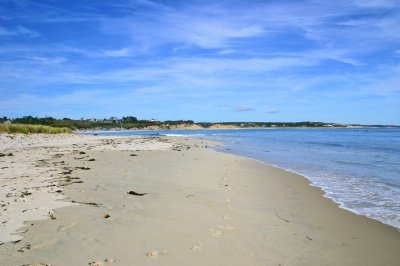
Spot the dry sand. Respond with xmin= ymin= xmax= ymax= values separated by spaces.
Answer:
xmin=0 ymin=133 xmax=399 ymax=266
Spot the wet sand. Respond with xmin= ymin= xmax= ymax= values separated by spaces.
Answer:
xmin=0 ymin=134 xmax=399 ymax=265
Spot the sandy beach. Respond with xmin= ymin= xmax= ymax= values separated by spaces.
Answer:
xmin=0 ymin=134 xmax=399 ymax=266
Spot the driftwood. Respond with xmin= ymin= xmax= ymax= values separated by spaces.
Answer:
xmin=127 ymin=191 xmax=147 ymax=196
xmin=275 ymin=213 xmax=290 ymax=223
xmin=71 ymin=200 xmax=101 ymax=207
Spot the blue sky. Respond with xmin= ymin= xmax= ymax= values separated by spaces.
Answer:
xmin=1 ymin=0 xmax=399 ymax=124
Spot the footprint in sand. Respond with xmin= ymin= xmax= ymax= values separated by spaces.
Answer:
xmin=222 ymin=214 xmax=231 ymax=220
xmin=31 ymin=238 xmax=58 ymax=250
xmin=209 ymin=229 xmax=224 ymax=238
xmin=88 ymin=261 xmax=103 ymax=266
xmin=191 ymin=243 xmax=204 ymax=251
xmin=15 ymin=227 xmax=30 ymax=234
xmin=88 ymin=259 xmax=116 ymax=265
xmin=56 ymin=221 xmax=77 ymax=232
xmin=146 ymin=250 xmax=167 ymax=258
xmin=219 ymin=224 xmax=236 ymax=231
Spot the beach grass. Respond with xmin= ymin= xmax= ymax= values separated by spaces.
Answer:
xmin=0 ymin=124 xmax=72 ymax=134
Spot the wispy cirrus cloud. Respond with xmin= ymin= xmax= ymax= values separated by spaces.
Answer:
xmin=0 ymin=0 xmax=399 ymax=123
xmin=0 ymin=25 xmax=39 ymax=37
xmin=103 ymin=48 xmax=132 ymax=57
xmin=100 ymin=12 xmax=264 ymax=50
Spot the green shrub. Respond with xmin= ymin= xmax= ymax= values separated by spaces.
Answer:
xmin=0 ymin=124 xmax=72 ymax=134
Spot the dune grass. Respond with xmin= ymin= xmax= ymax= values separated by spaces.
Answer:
xmin=0 ymin=124 xmax=72 ymax=134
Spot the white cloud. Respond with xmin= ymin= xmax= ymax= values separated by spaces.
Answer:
xmin=100 ymin=5 xmax=265 ymax=49
xmin=182 ymin=22 xmax=263 ymax=48
xmin=1 ymin=0 xmax=400 ymax=122
xmin=16 ymin=26 xmax=39 ymax=38
xmin=6 ymin=56 xmax=314 ymax=85
xmin=0 ymin=26 xmax=39 ymax=38
xmin=103 ymin=48 xmax=131 ymax=57
xmin=25 ymin=56 xmax=66 ymax=64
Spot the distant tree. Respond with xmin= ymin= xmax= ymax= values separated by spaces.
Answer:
xmin=122 ymin=116 xmax=138 ymax=123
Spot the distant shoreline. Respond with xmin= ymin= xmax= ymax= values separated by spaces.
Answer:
xmin=3 ymin=116 xmax=398 ymax=133
xmin=75 ymin=125 xmax=399 ymax=133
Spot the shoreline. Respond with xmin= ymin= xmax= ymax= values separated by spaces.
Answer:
xmin=221 ymin=152 xmax=400 ymax=231
xmin=1 ymin=134 xmax=400 ymax=265
xmin=230 ymin=152 xmax=400 ymax=232
xmin=76 ymin=126 xmax=395 ymax=133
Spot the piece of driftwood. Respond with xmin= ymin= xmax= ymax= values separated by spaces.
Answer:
xmin=127 ymin=191 xmax=147 ymax=196
xmin=275 ymin=213 xmax=290 ymax=223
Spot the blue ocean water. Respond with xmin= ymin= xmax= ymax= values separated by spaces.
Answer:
xmin=84 ymin=128 xmax=400 ymax=228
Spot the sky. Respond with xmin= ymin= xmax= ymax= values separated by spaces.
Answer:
xmin=0 ymin=0 xmax=399 ymax=124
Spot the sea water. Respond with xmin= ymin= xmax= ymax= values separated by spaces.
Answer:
xmin=85 ymin=128 xmax=400 ymax=229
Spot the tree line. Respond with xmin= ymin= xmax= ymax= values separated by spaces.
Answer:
xmin=0 ymin=116 xmax=195 ymax=129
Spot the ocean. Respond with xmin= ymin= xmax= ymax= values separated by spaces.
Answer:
xmin=84 ymin=128 xmax=400 ymax=229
